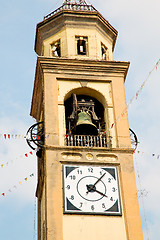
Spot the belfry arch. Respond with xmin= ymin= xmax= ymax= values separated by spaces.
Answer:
xmin=63 ymin=87 xmax=111 ymax=147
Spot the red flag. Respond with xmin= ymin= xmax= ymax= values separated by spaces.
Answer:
xmin=4 ymin=134 xmax=6 ymax=139
xmin=30 ymin=151 xmax=33 ymax=155
xmin=2 ymin=193 xmax=5 ymax=196
xmin=8 ymin=134 xmax=10 ymax=139
xmin=136 ymin=91 xmax=139 ymax=99
xmin=111 ymin=123 xmax=114 ymax=129
xmin=25 ymin=154 xmax=28 ymax=157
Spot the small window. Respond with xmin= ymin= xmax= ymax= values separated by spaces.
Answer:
xmin=101 ymin=43 xmax=108 ymax=60
xmin=51 ymin=40 xmax=61 ymax=57
xmin=76 ymin=36 xmax=88 ymax=55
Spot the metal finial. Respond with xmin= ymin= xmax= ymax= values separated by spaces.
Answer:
xmin=63 ymin=0 xmax=87 ymax=4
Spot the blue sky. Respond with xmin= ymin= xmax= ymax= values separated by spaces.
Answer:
xmin=0 ymin=0 xmax=160 ymax=239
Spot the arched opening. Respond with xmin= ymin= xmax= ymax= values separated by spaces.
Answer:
xmin=64 ymin=90 xmax=112 ymax=147
xmin=65 ymin=94 xmax=105 ymax=135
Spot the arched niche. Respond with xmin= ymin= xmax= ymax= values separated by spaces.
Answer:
xmin=64 ymin=87 xmax=109 ymax=136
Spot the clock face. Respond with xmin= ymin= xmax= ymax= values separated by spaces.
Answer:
xmin=63 ymin=165 xmax=121 ymax=215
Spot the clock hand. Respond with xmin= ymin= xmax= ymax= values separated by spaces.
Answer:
xmin=86 ymin=172 xmax=106 ymax=194
xmin=94 ymin=189 xmax=108 ymax=198
xmin=86 ymin=185 xmax=108 ymax=198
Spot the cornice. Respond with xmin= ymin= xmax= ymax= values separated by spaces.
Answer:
xmin=45 ymin=145 xmax=134 ymax=154
xmin=37 ymin=56 xmax=130 ymax=80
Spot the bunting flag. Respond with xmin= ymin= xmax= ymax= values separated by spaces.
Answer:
xmin=0 ymin=134 xmax=26 ymax=139
xmin=156 ymin=59 xmax=160 ymax=70
xmin=1 ymin=173 xmax=35 ymax=198
xmin=0 ymin=151 xmax=35 ymax=169
xmin=134 ymin=149 xmax=160 ymax=160
xmin=0 ymin=59 xmax=160 ymax=141
xmin=103 ymin=58 xmax=160 ymax=135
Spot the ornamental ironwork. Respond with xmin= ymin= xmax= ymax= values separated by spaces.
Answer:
xmin=44 ymin=0 xmax=97 ymax=20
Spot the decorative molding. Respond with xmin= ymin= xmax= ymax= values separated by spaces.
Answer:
xmin=79 ymin=80 xmax=88 ymax=87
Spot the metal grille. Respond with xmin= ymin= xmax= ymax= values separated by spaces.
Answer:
xmin=65 ymin=134 xmax=112 ymax=148
xmin=44 ymin=3 xmax=97 ymax=20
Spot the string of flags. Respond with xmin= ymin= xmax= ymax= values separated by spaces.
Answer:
xmin=0 ymin=134 xmax=26 ymax=139
xmin=0 ymin=59 xmax=160 ymax=140
xmin=0 ymin=151 xmax=35 ymax=169
xmin=103 ymin=58 xmax=160 ymax=134
xmin=134 ymin=150 xmax=160 ymax=159
xmin=0 ymin=173 xmax=35 ymax=198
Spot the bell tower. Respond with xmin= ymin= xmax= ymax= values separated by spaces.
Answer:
xmin=30 ymin=0 xmax=143 ymax=239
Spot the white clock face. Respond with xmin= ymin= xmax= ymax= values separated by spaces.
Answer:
xmin=63 ymin=165 xmax=121 ymax=215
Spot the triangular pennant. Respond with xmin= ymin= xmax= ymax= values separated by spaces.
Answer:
xmin=4 ymin=134 xmax=6 ymax=139
xmin=25 ymin=154 xmax=28 ymax=157
xmin=24 ymin=178 xmax=27 ymax=181
xmin=136 ymin=91 xmax=139 ymax=99
xmin=111 ymin=123 xmax=114 ymax=129
xmin=30 ymin=151 xmax=33 ymax=155
xmin=8 ymin=134 xmax=10 ymax=139
xmin=2 ymin=193 xmax=5 ymax=196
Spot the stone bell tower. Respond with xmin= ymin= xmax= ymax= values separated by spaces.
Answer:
xmin=30 ymin=0 xmax=143 ymax=239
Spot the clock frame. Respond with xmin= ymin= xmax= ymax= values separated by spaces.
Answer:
xmin=63 ymin=164 xmax=122 ymax=215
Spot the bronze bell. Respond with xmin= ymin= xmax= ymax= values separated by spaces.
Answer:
xmin=76 ymin=111 xmax=98 ymax=135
